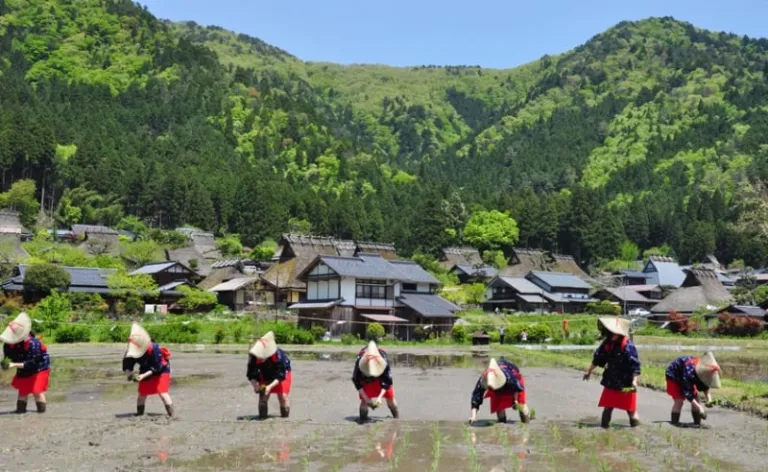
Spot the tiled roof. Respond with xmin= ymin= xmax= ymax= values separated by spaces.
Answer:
xmin=643 ymin=257 xmax=686 ymax=287
xmin=600 ymin=287 xmax=652 ymax=303
xmin=10 ymin=264 xmax=117 ymax=289
xmin=529 ymin=271 xmax=592 ymax=290
xmin=495 ymin=276 xmax=544 ymax=294
xmin=317 ymin=255 xmax=405 ymax=280
xmin=130 ymin=262 xmax=177 ymax=275
xmin=398 ymin=293 xmax=459 ymax=318
xmin=389 ymin=260 xmax=440 ymax=284
xmin=72 ymin=224 xmax=118 ymax=235
xmin=209 ymin=277 xmax=260 ymax=292
xmin=454 ymin=265 xmax=499 ymax=279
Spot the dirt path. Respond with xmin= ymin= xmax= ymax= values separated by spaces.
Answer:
xmin=0 ymin=345 xmax=764 ymax=471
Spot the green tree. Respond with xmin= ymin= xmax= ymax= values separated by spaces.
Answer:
xmin=482 ymin=250 xmax=507 ymax=270
xmin=217 ymin=234 xmax=243 ymax=257
xmin=620 ymin=241 xmax=640 ymax=264
xmin=120 ymin=240 xmax=163 ymax=268
xmin=24 ymin=263 xmax=71 ymax=297
xmin=107 ymin=270 xmax=158 ymax=295
xmin=463 ymin=210 xmax=519 ymax=251
xmin=177 ymin=285 xmax=218 ymax=311
xmin=0 ymin=179 xmax=40 ymax=229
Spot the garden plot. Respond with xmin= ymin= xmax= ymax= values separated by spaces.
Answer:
xmin=0 ymin=345 xmax=764 ymax=471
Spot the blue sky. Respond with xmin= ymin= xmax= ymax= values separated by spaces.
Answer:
xmin=140 ymin=0 xmax=765 ymax=69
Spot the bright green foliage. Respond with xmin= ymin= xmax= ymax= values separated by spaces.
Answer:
xmin=107 ymin=270 xmax=157 ymax=294
xmin=32 ymin=291 xmax=71 ymax=333
xmin=0 ymin=180 xmax=40 ymax=229
xmin=464 ymin=283 xmax=487 ymax=305
xmin=463 ymin=210 xmax=519 ymax=251
xmin=55 ymin=187 xmax=123 ymax=227
xmin=482 ymin=250 xmax=507 ymax=270
xmin=24 ymin=263 xmax=71 ymax=296
xmin=586 ymin=300 xmax=621 ymax=316
xmin=451 ymin=324 xmax=468 ymax=344
xmin=366 ymin=322 xmax=386 ymax=341
xmin=620 ymin=241 xmax=640 ymax=263
xmin=177 ymin=285 xmax=218 ymax=311
xmin=217 ymin=234 xmax=243 ymax=257
xmin=120 ymin=240 xmax=162 ymax=268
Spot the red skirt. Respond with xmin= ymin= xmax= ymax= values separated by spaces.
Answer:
xmin=359 ymin=379 xmax=395 ymax=401
xmin=484 ymin=389 xmax=527 ymax=414
xmin=665 ymin=378 xmax=694 ymax=401
xmin=138 ymin=373 xmax=171 ymax=396
xmin=11 ymin=370 xmax=50 ymax=396
xmin=598 ymin=387 xmax=637 ymax=412
xmin=259 ymin=371 xmax=292 ymax=396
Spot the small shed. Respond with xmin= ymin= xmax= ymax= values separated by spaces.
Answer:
xmin=130 ymin=261 xmax=201 ymax=287
xmin=209 ymin=276 xmax=261 ymax=311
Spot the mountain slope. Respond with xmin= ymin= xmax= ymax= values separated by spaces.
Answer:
xmin=3 ymin=1 xmax=768 ymax=269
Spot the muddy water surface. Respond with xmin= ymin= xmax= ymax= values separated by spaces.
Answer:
xmin=0 ymin=345 xmax=765 ymax=471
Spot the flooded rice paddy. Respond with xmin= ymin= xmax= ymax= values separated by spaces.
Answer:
xmin=0 ymin=344 xmax=765 ymax=471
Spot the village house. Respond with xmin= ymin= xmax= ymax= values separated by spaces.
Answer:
xmin=483 ymin=276 xmax=549 ymax=313
xmin=209 ymin=276 xmax=262 ymax=312
xmin=483 ymin=271 xmax=597 ymax=313
xmin=449 ymin=264 xmax=499 ymax=284
xmin=0 ymin=264 xmax=118 ymax=303
xmin=623 ymin=284 xmax=664 ymax=300
xmin=650 ymin=268 xmax=733 ymax=316
xmin=198 ymin=259 xmax=271 ymax=290
xmin=500 ymin=248 xmax=592 ymax=281
xmin=130 ymin=261 xmax=201 ymax=288
xmin=704 ymin=304 xmax=767 ymax=328
xmin=642 ymin=256 xmax=686 ymax=288
xmin=438 ymin=247 xmax=483 ymax=270
xmin=72 ymin=224 xmax=121 ymax=256
xmin=616 ymin=270 xmax=649 ymax=286
xmin=260 ymin=234 xmax=399 ymax=308
xmin=290 ymin=253 xmax=458 ymax=339
xmin=592 ymin=286 xmax=656 ymax=315
xmin=165 ymin=228 xmax=223 ymax=277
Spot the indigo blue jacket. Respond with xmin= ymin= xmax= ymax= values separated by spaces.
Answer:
xmin=3 ymin=335 xmax=50 ymax=377
xmin=471 ymin=360 xmax=524 ymax=409
xmin=592 ymin=337 xmax=641 ymax=390
xmin=123 ymin=343 xmax=171 ymax=376
xmin=352 ymin=346 xmax=393 ymax=391
xmin=666 ymin=355 xmax=708 ymax=401
xmin=247 ymin=348 xmax=291 ymax=383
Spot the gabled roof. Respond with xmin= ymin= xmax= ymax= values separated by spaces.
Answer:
xmin=130 ymin=262 xmax=177 ymax=275
xmin=389 ymin=260 xmax=440 ymax=284
xmin=72 ymin=224 xmax=118 ymax=236
xmin=397 ymin=293 xmax=459 ymax=318
xmin=440 ymin=246 xmax=482 ymax=266
xmin=621 ymin=270 xmax=648 ymax=279
xmin=528 ymin=271 xmax=592 ymax=290
xmin=1 ymin=264 xmax=117 ymax=294
xmin=166 ymin=247 xmax=213 ymax=276
xmin=490 ymin=276 xmax=544 ymax=295
xmin=651 ymin=268 xmax=732 ymax=314
xmin=625 ymin=284 xmax=662 ymax=292
xmin=596 ymin=287 xmax=652 ymax=303
xmin=643 ymin=256 xmax=685 ymax=287
xmin=721 ymin=305 xmax=766 ymax=317
xmin=453 ymin=264 xmax=498 ymax=279
xmin=503 ymin=248 xmax=591 ymax=280
xmin=209 ymin=277 xmax=260 ymax=292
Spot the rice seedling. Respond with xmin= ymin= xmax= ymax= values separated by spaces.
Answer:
xmin=548 ymin=423 xmax=561 ymax=443
xmin=429 ymin=424 xmax=442 ymax=472
xmin=463 ymin=424 xmax=480 ymax=472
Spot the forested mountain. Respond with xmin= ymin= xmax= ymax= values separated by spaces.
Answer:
xmin=2 ymin=0 xmax=768 ymax=270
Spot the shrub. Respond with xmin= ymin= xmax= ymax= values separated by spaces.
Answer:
xmin=586 ymin=300 xmax=620 ymax=315
xmin=214 ymin=327 xmax=226 ymax=344
xmin=667 ymin=310 xmax=699 ymax=335
xmin=119 ymin=294 xmax=145 ymax=317
xmin=526 ymin=323 xmax=553 ymax=343
xmin=96 ymin=324 xmax=130 ymax=343
xmin=488 ymin=330 xmax=500 ymax=343
xmin=67 ymin=293 xmax=108 ymax=312
xmin=451 ymin=324 xmax=468 ymax=343
xmin=713 ymin=313 xmax=763 ymax=337
xmin=256 ymin=322 xmax=294 ymax=344
xmin=24 ymin=263 xmax=71 ymax=297
xmin=310 ymin=325 xmax=326 ymax=341
xmin=177 ymin=286 xmax=218 ymax=312
xmin=341 ymin=333 xmax=358 ymax=345
xmin=55 ymin=324 xmax=91 ymax=343
xmin=292 ymin=329 xmax=314 ymax=345
xmin=232 ymin=325 xmax=244 ymax=343
xmin=32 ymin=291 xmax=72 ymax=335
xmin=147 ymin=320 xmax=201 ymax=344
xmin=413 ymin=326 xmax=428 ymax=342
xmin=366 ymin=323 xmax=386 ymax=341
xmin=504 ymin=324 xmax=524 ymax=344
xmin=573 ymin=328 xmax=598 ymax=345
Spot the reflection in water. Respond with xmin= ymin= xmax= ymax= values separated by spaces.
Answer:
xmin=156 ymin=435 xmax=169 ymax=464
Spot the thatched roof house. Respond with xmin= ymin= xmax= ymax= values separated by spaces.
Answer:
xmin=651 ymin=268 xmax=733 ymax=315
xmin=165 ymin=229 xmax=223 ymax=277
xmin=501 ymin=248 xmax=591 ymax=281
xmin=438 ymin=247 xmax=483 ymax=269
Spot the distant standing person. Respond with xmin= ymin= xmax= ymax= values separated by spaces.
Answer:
xmin=519 ymin=329 xmax=528 ymax=343
xmin=353 ymin=341 xmax=399 ymax=421
xmin=562 ymin=318 xmax=569 ymax=339
xmin=583 ymin=317 xmax=641 ymax=429
xmin=665 ymin=352 xmax=720 ymax=427
xmin=1 ymin=313 xmax=50 ymax=414
xmin=499 ymin=327 xmax=505 ymax=344
xmin=247 ymin=331 xmax=293 ymax=419
xmin=469 ymin=358 xmax=530 ymax=425
xmin=122 ymin=323 xmax=174 ymax=417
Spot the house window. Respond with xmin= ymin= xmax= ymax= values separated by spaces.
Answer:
xmin=402 ymin=283 xmax=417 ymax=292
xmin=356 ymin=279 xmax=389 ymax=299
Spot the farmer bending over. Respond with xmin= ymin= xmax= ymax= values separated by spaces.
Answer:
xmin=353 ymin=341 xmax=399 ymax=421
xmin=122 ymin=323 xmax=174 ymax=417
xmin=247 ymin=331 xmax=292 ymax=419
xmin=1 ymin=312 xmax=50 ymax=414
xmin=665 ymin=352 xmax=720 ymax=427
xmin=469 ymin=358 xmax=530 ymax=425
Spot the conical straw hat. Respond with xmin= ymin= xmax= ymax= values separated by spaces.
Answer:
xmin=125 ymin=323 xmax=151 ymax=358
xmin=0 ymin=312 xmax=31 ymax=345
xmin=358 ymin=341 xmax=387 ymax=378
xmin=250 ymin=331 xmax=278 ymax=359
xmin=598 ymin=316 xmax=631 ymax=337
xmin=481 ymin=358 xmax=506 ymax=391
xmin=695 ymin=351 xmax=721 ymax=389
